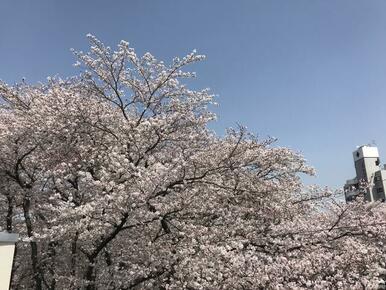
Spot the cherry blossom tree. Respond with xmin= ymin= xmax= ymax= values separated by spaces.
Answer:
xmin=1 ymin=35 xmax=386 ymax=289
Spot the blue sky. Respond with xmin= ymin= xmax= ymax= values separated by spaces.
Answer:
xmin=1 ymin=0 xmax=386 ymax=188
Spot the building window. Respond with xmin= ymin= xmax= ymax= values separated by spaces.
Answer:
xmin=377 ymin=188 xmax=384 ymax=193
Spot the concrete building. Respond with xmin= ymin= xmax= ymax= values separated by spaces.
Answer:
xmin=0 ymin=232 xmax=18 ymax=290
xmin=344 ymin=145 xmax=386 ymax=202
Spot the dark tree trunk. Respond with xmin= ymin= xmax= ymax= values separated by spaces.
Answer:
xmin=6 ymin=194 xmax=13 ymax=232
xmin=23 ymin=196 xmax=43 ymax=290
xmin=85 ymin=258 xmax=96 ymax=290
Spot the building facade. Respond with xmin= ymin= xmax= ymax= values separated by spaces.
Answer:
xmin=344 ymin=145 xmax=386 ymax=202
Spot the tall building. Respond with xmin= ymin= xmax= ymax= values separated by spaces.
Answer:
xmin=344 ymin=145 xmax=386 ymax=202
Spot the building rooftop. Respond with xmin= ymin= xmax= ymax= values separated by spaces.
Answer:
xmin=353 ymin=145 xmax=379 ymax=161
xmin=0 ymin=232 xmax=19 ymax=243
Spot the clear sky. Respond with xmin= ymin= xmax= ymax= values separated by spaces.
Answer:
xmin=1 ymin=0 xmax=386 ymax=188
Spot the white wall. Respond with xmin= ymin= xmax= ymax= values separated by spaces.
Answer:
xmin=0 ymin=243 xmax=15 ymax=290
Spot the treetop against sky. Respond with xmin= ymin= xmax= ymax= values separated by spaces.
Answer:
xmin=2 ymin=0 xmax=386 ymax=188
